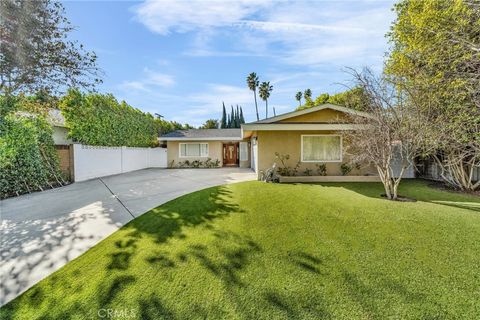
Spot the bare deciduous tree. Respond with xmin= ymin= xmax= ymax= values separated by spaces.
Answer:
xmin=343 ymin=68 xmax=428 ymax=200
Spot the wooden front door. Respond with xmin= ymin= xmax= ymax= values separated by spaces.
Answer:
xmin=223 ymin=143 xmax=238 ymax=166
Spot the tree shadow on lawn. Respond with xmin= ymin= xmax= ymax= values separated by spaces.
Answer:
xmin=0 ymin=185 xmax=244 ymax=319
xmin=309 ymin=180 xmax=480 ymax=213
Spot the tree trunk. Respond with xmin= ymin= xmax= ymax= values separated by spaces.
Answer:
xmin=265 ymin=100 xmax=268 ymax=119
xmin=254 ymin=90 xmax=259 ymax=121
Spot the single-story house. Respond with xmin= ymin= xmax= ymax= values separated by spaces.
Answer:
xmin=160 ymin=128 xmax=250 ymax=168
xmin=159 ymin=104 xmax=414 ymax=180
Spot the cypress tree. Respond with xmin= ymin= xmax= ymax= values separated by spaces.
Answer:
xmin=230 ymin=106 xmax=235 ymax=128
xmin=221 ymin=102 xmax=227 ymax=128
xmin=235 ymin=105 xmax=240 ymax=128
xmin=240 ymin=107 xmax=245 ymax=124
xmin=227 ymin=113 xmax=231 ymax=128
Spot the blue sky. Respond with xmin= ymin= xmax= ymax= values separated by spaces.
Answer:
xmin=64 ymin=0 xmax=396 ymax=126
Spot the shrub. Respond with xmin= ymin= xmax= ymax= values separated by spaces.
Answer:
xmin=0 ymin=113 xmax=64 ymax=198
xmin=340 ymin=163 xmax=352 ymax=176
xmin=176 ymin=159 xmax=220 ymax=169
xmin=275 ymin=152 xmax=300 ymax=176
xmin=60 ymin=89 xmax=158 ymax=147
xmin=303 ymin=168 xmax=312 ymax=176
xmin=315 ymin=164 xmax=327 ymax=176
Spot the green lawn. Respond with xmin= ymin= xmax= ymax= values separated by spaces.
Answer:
xmin=2 ymin=180 xmax=480 ymax=319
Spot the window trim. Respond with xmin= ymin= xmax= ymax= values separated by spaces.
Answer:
xmin=300 ymin=134 xmax=342 ymax=163
xmin=179 ymin=142 xmax=209 ymax=158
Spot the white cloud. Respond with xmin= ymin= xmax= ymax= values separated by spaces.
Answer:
xmin=134 ymin=0 xmax=395 ymax=68
xmin=119 ymin=68 xmax=175 ymax=92
xmin=134 ymin=0 xmax=273 ymax=35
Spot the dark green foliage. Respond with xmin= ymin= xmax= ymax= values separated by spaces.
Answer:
xmin=176 ymin=158 xmax=220 ymax=168
xmin=221 ymin=105 xmax=244 ymax=128
xmin=221 ymin=102 xmax=227 ymax=128
xmin=239 ymin=107 xmax=245 ymax=124
xmin=60 ymin=89 xmax=158 ymax=147
xmin=340 ymin=163 xmax=352 ymax=176
xmin=0 ymin=111 xmax=63 ymax=198
xmin=315 ymin=163 xmax=327 ymax=176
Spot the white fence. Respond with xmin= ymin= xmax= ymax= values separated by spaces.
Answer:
xmin=73 ymin=144 xmax=167 ymax=182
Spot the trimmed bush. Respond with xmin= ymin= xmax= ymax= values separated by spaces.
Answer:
xmin=0 ymin=113 xmax=64 ymax=198
xmin=60 ymin=89 xmax=158 ymax=147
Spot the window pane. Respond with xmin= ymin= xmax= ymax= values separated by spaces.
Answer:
xmin=302 ymin=136 xmax=341 ymax=161
xmin=180 ymin=144 xmax=187 ymax=157
xmin=200 ymin=144 xmax=208 ymax=157
xmin=180 ymin=143 xmax=208 ymax=157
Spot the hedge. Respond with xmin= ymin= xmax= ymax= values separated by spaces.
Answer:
xmin=0 ymin=111 xmax=64 ymax=199
xmin=60 ymin=89 xmax=158 ymax=147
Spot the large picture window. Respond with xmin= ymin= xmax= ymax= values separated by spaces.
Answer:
xmin=301 ymin=135 xmax=342 ymax=162
xmin=179 ymin=143 xmax=208 ymax=157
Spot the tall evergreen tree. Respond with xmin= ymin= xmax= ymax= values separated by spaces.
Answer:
xmin=239 ymin=107 xmax=245 ymax=124
xmin=220 ymin=102 xmax=227 ymax=128
xmin=227 ymin=113 xmax=231 ymax=128
xmin=230 ymin=106 xmax=235 ymax=128
xmin=236 ymin=105 xmax=240 ymax=128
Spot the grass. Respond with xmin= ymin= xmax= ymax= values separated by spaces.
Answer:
xmin=1 ymin=180 xmax=479 ymax=319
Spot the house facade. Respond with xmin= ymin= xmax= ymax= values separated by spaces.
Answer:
xmin=160 ymin=104 xmax=414 ymax=179
xmin=160 ymin=129 xmax=251 ymax=168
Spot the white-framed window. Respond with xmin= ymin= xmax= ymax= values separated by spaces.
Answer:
xmin=301 ymin=135 xmax=342 ymax=162
xmin=179 ymin=143 xmax=209 ymax=158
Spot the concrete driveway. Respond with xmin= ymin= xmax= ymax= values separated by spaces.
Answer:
xmin=0 ymin=168 xmax=256 ymax=306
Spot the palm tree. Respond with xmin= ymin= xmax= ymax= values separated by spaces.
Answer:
xmin=259 ymin=81 xmax=273 ymax=119
xmin=304 ymin=88 xmax=312 ymax=102
xmin=246 ymin=72 xmax=260 ymax=121
xmin=295 ymin=91 xmax=302 ymax=107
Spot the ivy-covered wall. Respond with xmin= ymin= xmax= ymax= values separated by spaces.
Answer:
xmin=60 ymin=89 xmax=159 ymax=147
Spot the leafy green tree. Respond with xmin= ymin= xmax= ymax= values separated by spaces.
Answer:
xmin=386 ymin=0 xmax=480 ymax=190
xmin=259 ymin=81 xmax=273 ymax=119
xmin=314 ymin=93 xmax=330 ymax=106
xmin=0 ymin=0 xmax=101 ymax=95
xmin=296 ymin=87 xmax=368 ymax=111
xmin=200 ymin=119 xmax=219 ymax=129
xmin=247 ymin=72 xmax=260 ymax=121
xmin=295 ymin=91 xmax=302 ymax=107
xmin=220 ymin=102 xmax=227 ymax=128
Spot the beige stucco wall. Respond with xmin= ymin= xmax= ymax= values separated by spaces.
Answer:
xmin=256 ymin=130 xmax=376 ymax=176
xmin=167 ymin=141 xmax=223 ymax=167
xmin=166 ymin=140 xmax=251 ymax=168
xmin=277 ymin=109 xmax=348 ymax=123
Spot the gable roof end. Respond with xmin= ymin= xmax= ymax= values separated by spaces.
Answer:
xmin=249 ymin=103 xmax=372 ymax=124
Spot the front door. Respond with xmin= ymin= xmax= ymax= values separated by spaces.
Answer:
xmin=223 ymin=143 xmax=238 ymax=166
